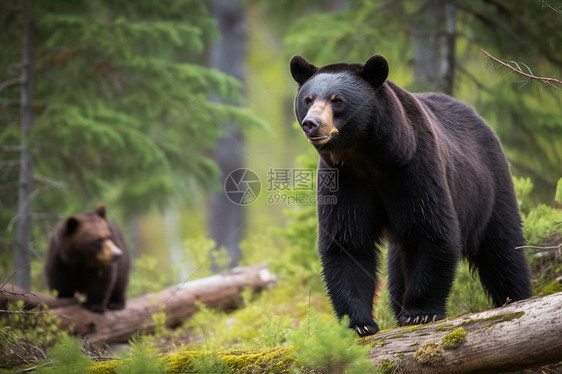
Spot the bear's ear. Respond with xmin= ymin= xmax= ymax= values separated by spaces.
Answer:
xmin=290 ymin=55 xmax=317 ymax=85
xmin=361 ymin=55 xmax=389 ymax=88
xmin=64 ymin=217 xmax=80 ymax=236
xmin=95 ymin=204 xmax=106 ymax=218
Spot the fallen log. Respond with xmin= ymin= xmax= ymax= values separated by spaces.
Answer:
xmin=366 ymin=292 xmax=562 ymax=373
xmin=0 ymin=283 xmax=78 ymax=309
xmin=1 ymin=265 xmax=276 ymax=344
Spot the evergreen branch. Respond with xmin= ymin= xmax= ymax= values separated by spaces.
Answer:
xmin=481 ymin=49 xmax=562 ymax=89
xmin=0 ymin=77 xmax=22 ymax=94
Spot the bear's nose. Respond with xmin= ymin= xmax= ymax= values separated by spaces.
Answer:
xmin=302 ymin=117 xmax=320 ymax=134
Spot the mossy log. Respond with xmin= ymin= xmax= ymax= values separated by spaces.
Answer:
xmin=1 ymin=265 xmax=276 ymax=344
xmin=366 ymin=292 xmax=562 ymax=373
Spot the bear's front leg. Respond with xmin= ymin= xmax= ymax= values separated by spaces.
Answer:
xmin=82 ymin=268 xmax=115 ymax=313
xmin=319 ymin=231 xmax=380 ymax=337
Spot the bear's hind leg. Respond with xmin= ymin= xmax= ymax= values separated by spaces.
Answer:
xmin=397 ymin=239 xmax=459 ymax=326
xmin=474 ymin=220 xmax=531 ymax=307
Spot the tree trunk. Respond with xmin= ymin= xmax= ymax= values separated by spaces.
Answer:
xmin=208 ymin=0 xmax=247 ymax=272
xmin=411 ymin=0 xmax=457 ymax=95
xmin=367 ymin=292 xmax=562 ymax=373
xmin=1 ymin=266 xmax=276 ymax=344
xmin=14 ymin=0 xmax=34 ymax=291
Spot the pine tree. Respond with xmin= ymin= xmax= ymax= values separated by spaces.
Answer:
xmin=0 ymin=0 xmax=264 ymax=287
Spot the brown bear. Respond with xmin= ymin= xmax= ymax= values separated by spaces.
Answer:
xmin=44 ymin=204 xmax=131 ymax=313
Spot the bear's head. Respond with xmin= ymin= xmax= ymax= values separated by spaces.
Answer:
xmin=290 ymin=55 xmax=389 ymax=149
xmin=59 ymin=204 xmax=123 ymax=267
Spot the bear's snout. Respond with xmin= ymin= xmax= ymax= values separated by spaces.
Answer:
xmin=302 ymin=116 xmax=320 ymax=134
xmin=97 ymin=239 xmax=123 ymax=265
xmin=301 ymin=100 xmax=338 ymax=145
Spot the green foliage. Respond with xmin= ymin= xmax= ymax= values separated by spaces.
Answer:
xmin=518 ymin=177 xmax=562 ymax=295
xmin=372 ymin=288 xmax=398 ymax=330
xmin=0 ymin=301 xmax=65 ymax=349
xmin=447 ymin=262 xmax=491 ymax=317
xmin=152 ymin=307 xmax=168 ymax=338
xmin=269 ymin=149 xmax=323 ymax=290
xmin=287 ymin=308 xmax=374 ymax=373
xmin=36 ymin=333 xmax=92 ymax=374
xmin=522 ymin=204 xmax=562 ymax=247
xmin=115 ymin=337 xmax=167 ymax=374
xmin=259 ymin=315 xmax=293 ymax=348
xmin=513 ymin=176 xmax=534 ymax=211
xmin=178 ymin=237 xmax=218 ymax=281
xmin=128 ymin=255 xmax=172 ymax=297
xmin=534 ymin=280 xmax=562 ymax=297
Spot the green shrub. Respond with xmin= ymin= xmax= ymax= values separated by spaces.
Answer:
xmin=36 ymin=333 xmax=92 ymax=374
xmin=115 ymin=337 xmax=167 ymax=374
xmin=287 ymin=308 xmax=374 ymax=374
xmin=448 ymin=262 xmax=491 ymax=317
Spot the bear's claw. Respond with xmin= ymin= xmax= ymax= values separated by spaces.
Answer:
xmin=353 ymin=324 xmax=380 ymax=337
xmin=398 ymin=314 xmax=442 ymax=326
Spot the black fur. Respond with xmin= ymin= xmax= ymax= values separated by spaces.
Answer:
xmin=290 ymin=55 xmax=531 ymax=336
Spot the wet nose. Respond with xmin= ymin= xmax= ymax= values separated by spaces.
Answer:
xmin=302 ymin=117 xmax=320 ymax=134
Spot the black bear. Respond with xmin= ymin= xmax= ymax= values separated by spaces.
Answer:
xmin=45 ymin=204 xmax=131 ymax=313
xmin=290 ymin=54 xmax=531 ymax=336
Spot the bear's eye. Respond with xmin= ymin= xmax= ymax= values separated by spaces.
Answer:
xmin=96 ymin=239 xmax=104 ymax=247
xmin=304 ymin=97 xmax=313 ymax=105
xmin=331 ymin=97 xmax=343 ymax=105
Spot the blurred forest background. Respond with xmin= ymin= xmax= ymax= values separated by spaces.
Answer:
xmin=1 ymin=0 xmax=562 ymax=321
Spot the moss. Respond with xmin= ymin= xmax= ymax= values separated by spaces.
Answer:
xmin=434 ymin=323 xmax=455 ymax=332
xmin=441 ymin=327 xmax=467 ymax=350
xmin=414 ymin=342 xmax=443 ymax=366
xmin=378 ymin=358 xmax=395 ymax=374
xmin=459 ymin=311 xmax=525 ymax=328
xmin=370 ymin=338 xmax=389 ymax=347
xmin=222 ymin=347 xmax=296 ymax=373
xmin=88 ymin=359 xmax=121 ymax=374
xmin=164 ymin=347 xmax=297 ymax=373
xmin=408 ymin=342 xmax=419 ymax=347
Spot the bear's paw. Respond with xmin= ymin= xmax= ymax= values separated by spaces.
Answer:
xmin=398 ymin=313 xmax=445 ymax=326
xmin=82 ymin=301 xmax=105 ymax=314
xmin=353 ymin=323 xmax=380 ymax=337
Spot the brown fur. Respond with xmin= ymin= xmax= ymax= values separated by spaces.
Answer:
xmin=44 ymin=204 xmax=131 ymax=313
